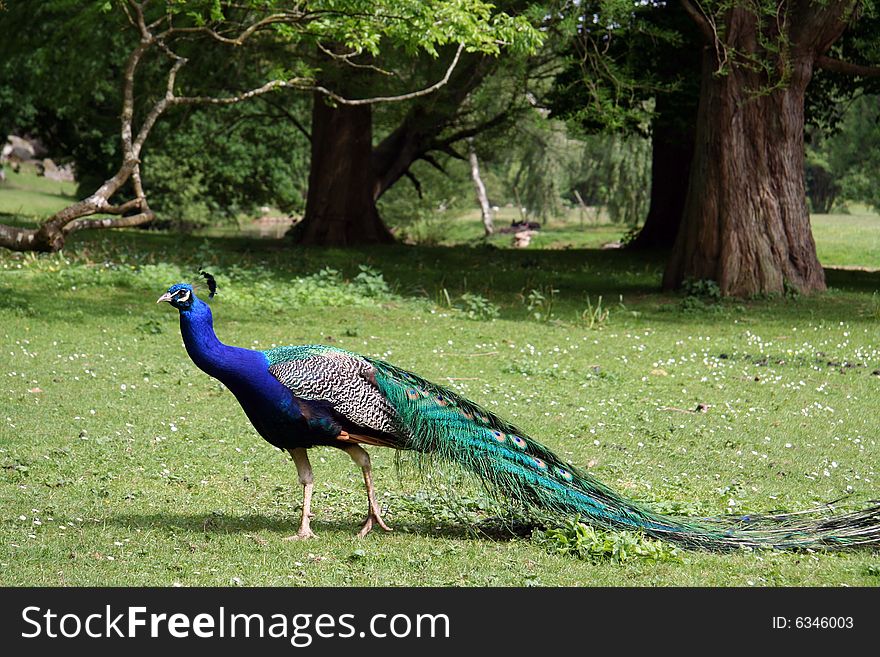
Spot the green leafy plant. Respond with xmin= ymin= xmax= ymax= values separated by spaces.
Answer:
xmin=524 ymin=286 xmax=558 ymax=322
xmin=535 ymin=517 xmax=682 ymax=564
xmin=681 ymin=278 xmax=722 ymax=301
xmin=680 ymin=278 xmax=724 ymax=313
xmin=457 ymin=292 xmax=500 ymax=321
xmin=353 ymin=265 xmax=392 ymax=298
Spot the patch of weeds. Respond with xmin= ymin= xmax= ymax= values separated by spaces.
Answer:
xmin=534 ymin=517 xmax=682 ymax=564
xmin=862 ymin=291 xmax=880 ymax=319
xmin=457 ymin=292 xmax=500 ymax=321
xmin=523 ymin=286 xmax=558 ymax=322
xmin=579 ymin=295 xmax=610 ymax=329
xmin=440 ymin=289 xmax=501 ymax=321
xmin=681 ymin=278 xmax=722 ymax=301
xmin=222 ymin=266 xmax=398 ymax=311
xmin=352 ymin=265 xmax=391 ymax=298
xmin=583 ymin=366 xmax=618 ymax=384
xmin=680 ymin=278 xmax=725 ymax=314
xmin=395 ymin=490 xmax=504 ymax=526
xmin=783 ymin=280 xmax=801 ymax=300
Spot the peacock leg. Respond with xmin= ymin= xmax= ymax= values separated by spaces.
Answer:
xmin=283 ymin=447 xmax=317 ymax=540
xmin=344 ymin=444 xmax=392 ymax=538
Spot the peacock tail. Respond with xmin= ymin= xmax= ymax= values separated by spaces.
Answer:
xmin=364 ymin=355 xmax=880 ymax=551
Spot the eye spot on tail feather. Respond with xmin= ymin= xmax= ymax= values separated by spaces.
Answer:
xmin=510 ymin=435 xmax=527 ymax=450
xmin=555 ymin=467 xmax=573 ymax=481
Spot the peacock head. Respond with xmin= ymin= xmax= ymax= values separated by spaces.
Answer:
xmin=157 ymin=283 xmax=198 ymax=311
xmin=157 ymin=271 xmax=217 ymax=311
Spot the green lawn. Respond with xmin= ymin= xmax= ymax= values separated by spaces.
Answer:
xmin=2 ymin=178 xmax=880 ymax=586
xmin=0 ymin=166 xmax=78 ymax=218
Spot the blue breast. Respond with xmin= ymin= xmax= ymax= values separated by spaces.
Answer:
xmin=178 ymin=298 xmax=333 ymax=449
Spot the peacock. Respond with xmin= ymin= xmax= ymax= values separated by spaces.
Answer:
xmin=158 ymin=272 xmax=880 ymax=549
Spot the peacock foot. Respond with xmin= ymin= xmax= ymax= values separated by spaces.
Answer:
xmin=357 ymin=511 xmax=393 ymax=538
xmin=283 ymin=527 xmax=317 ymax=541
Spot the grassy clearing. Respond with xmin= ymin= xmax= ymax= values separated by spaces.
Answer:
xmin=2 ymin=180 xmax=880 ymax=586
xmin=0 ymin=166 xmax=78 ymax=219
xmin=812 ymin=209 xmax=880 ymax=270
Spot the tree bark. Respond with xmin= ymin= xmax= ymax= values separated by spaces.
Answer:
xmin=628 ymin=93 xmax=696 ymax=250
xmin=468 ymin=138 xmax=494 ymax=235
xmin=293 ymin=95 xmax=395 ymax=245
xmin=666 ymin=0 xmax=862 ymax=296
xmin=663 ymin=49 xmax=825 ymax=295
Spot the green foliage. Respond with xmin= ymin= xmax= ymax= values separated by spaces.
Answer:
xmin=806 ymin=95 xmax=880 ymax=213
xmin=143 ymin=101 xmax=311 ymax=225
xmin=535 ymin=518 xmax=682 ymax=564
xmin=681 ymin=278 xmax=722 ymax=302
xmin=352 ymin=264 xmax=393 ymax=298
xmin=574 ymin=132 xmax=651 ymax=225
xmin=679 ymin=278 xmax=723 ymax=313
xmin=523 ymin=285 xmax=557 ymax=321
xmin=456 ymin=292 xmax=500 ymax=320
xmin=500 ymin=117 xmax=581 ymax=223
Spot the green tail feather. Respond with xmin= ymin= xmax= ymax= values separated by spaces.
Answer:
xmin=369 ymin=357 xmax=880 ymax=551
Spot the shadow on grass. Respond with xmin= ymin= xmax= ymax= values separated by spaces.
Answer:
xmin=11 ymin=225 xmax=880 ymax=328
xmin=106 ymin=511 xmax=534 ymax=541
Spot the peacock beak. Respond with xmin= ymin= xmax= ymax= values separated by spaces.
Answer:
xmin=157 ymin=292 xmax=174 ymax=304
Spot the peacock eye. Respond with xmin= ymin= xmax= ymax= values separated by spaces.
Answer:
xmin=176 ymin=290 xmax=191 ymax=303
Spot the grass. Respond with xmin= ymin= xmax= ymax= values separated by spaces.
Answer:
xmin=0 ymin=165 xmax=78 ymax=219
xmin=2 ymin=177 xmax=880 ymax=586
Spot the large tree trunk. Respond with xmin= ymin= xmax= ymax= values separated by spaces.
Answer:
xmin=663 ymin=49 xmax=825 ymax=296
xmin=293 ymin=96 xmax=395 ymax=245
xmin=291 ymin=51 xmax=494 ymax=245
xmin=628 ymin=95 xmax=696 ymax=250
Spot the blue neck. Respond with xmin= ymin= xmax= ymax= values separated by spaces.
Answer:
xmin=175 ymin=297 xmax=319 ymax=446
xmin=178 ymin=298 xmax=262 ymax=387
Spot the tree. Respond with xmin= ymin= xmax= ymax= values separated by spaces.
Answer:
xmin=0 ymin=0 xmax=540 ymax=252
xmin=664 ymin=0 xmax=880 ymax=296
xmin=546 ymin=1 xmax=702 ymax=249
xmin=292 ymin=13 xmax=542 ymax=246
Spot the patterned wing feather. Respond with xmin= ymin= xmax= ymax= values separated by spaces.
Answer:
xmin=265 ymin=345 xmax=403 ymax=439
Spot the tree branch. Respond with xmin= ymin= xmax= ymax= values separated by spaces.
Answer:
xmin=170 ymin=76 xmax=311 ymax=107
xmin=816 ymin=55 xmax=880 ymax=77
xmin=167 ymin=13 xmax=299 ymax=45
xmin=433 ymin=108 xmax=517 ymax=150
xmin=679 ymin=0 xmax=714 ymax=44
xmin=259 ymin=97 xmax=312 ymax=142
xmin=403 ymin=170 xmax=423 ymax=198
xmin=419 ymin=153 xmax=449 ymax=174
xmin=63 ymin=211 xmax=155 ymax=234
xmin=308 ymin=43 xmax=465 ymax=105
xmin=316 ymin=41 xmax=395 ymax=76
